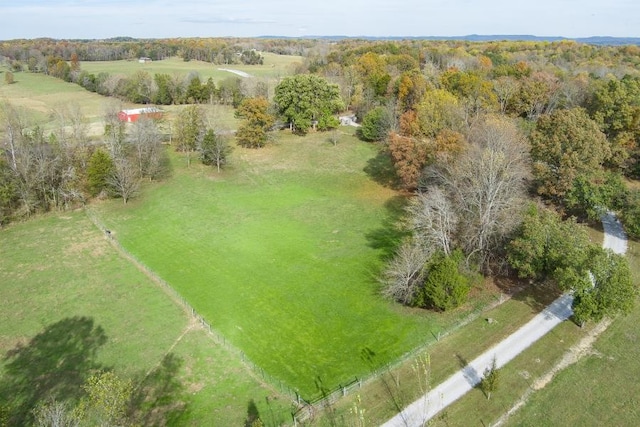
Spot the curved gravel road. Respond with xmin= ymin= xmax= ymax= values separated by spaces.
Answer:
xmin=382 ymin=212 xmax=627 ymax=427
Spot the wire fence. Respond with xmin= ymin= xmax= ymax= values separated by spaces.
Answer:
xmin=290 ymin=292 xmax=510 ymax=423
xmin=86 ymin=207 xmax=512 ymax=425
xmin=84 ymin=209 xmax=306 ymax=406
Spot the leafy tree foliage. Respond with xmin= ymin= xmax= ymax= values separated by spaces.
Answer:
xmin=274 ymin=74 xmax=343 ymax=134
xmin=589 ymin=75 xmax=640 ymax=142
xmin=508 ymin=204 xmax=637 ymax=324
xmin=573 ymin=248 xmax=637 ymax=325
xmin=0 ymin=157 xmax=18 ymax=225
xmin=620 ymin=189 xmax=640 ymax=239
xmin=86 ymin=148 xmax=114 ymax=197
xmin=78 ymin=371 xmax=133 ymax=427
xmin=200 ymin=129 xmax=232 ymax=172
xmin=414 ymin=249 xmax=471 ymax=311
xmin=388 ymin=131 xmax=429 ymax=190
xmin=507 ymin=204 xmax=592 ymax=285
xmin=564 ymin=172 xmax=627 ymax=221
xmin=415 ymin=89 xmax=463 ymax=138
xmin=530 ymin=108 xmax=610 ymax=200
xmin=359 ymin=106 xmax=391 ymax=142
xmin=235 ymin=97 xmax=274 ymax=148
xmin=588 ymin=75 xmax=640 ymax=176
xmin=480 ymin=357 xmax=500 ymax=400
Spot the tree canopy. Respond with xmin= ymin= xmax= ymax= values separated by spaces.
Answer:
xmin=274 ymin=74 xmax=344 ymax=134
xmin=530 ymin=108 xmax=610 ymax=200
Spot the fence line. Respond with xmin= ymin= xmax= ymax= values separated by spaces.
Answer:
xmin=292 ymin=293 xmax=513 ymax=423
xmin=84 ymin=208 xmax=306 ymax=409
xmin=85 ymin=208 xmax=512 ymax=424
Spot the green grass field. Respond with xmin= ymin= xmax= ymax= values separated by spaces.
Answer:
xmin=80 ymin=53 xmax=301 ymax=81
xmin=0 ymin=212 xmax=291 ymax=425
xmin=0 ymin=68 xmax=242 ymax=137
xmin=0 ymin=70 xmax=107 ymax=133
xmin=93 ymin=130 xmax=500 ymax=400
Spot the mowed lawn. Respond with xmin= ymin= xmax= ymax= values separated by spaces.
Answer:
xmin=0 ymin=212 xmax=291 ymax=425
xmin=95 ymin=131 xmax=469 ymax=399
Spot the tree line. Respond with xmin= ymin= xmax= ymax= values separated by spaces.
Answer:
xmin=3 ymin=37 xmax=640 ymax=324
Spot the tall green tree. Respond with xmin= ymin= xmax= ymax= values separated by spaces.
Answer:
xmin=507 ymin=204 xmax=592 ymax=287
xmin=200 ymin=129 xmax=231 ymax=172
xmin=588 ymin=76 xmax=640 ymax=176
xmin=359 ymin=106 xmax=391 ymax=142
xmin=274 ymin=74 xmax=344 ymax=134
xmin=174 ymin=105 xmax=205 ymax=166
xmin=86 ymin=149 xmax=114 ymax=197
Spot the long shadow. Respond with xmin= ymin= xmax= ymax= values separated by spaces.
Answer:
xmin=365 ymin=195 xmax=411 ymax=262
xmin=455 ymin=353 xmax=480 ymax=387
xmin=245 ymin=399 xmax=260 ymax=427
xmin=363 ymin=146 xmax=401 ymax=189
xmin=130 ymin=352 xmax=188 ymax=426
xmin=0 ymin=318 xmax=189 ymax=427
xmin=0 ymin=316 xmax=108 ymax=426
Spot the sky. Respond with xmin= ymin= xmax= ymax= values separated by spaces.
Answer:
xmin=1 ymin=0 xmax=639 ymax=40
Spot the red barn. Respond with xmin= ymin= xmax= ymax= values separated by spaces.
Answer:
xmin=118 ymin=107 xmax=163 ymax=123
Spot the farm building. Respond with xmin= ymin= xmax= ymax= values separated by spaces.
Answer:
xmin=118 ymin=107 xmax=163 ymax=123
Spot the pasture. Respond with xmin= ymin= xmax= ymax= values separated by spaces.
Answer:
xmin=93 ymin=130 xmax=502 ymax=399
xmin=0 ymin=71 xmax=107 ymax=134
xmin=80 ymin=52 xmax=301 ymax=81
xmin=0 ymin=211 xmax=291 ymax=425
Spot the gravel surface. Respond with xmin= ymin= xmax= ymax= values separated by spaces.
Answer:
xmin=382 ymin=212 xmax=627 ymax=427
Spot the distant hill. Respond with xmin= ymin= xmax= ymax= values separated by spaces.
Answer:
xmin=260 ymin=34 xmax=640 ymax=46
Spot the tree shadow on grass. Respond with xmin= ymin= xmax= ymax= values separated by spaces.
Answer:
xmin=365 ymin=195 xmax=411 ymax=262
xmin=130 ymin=352 xmax=188 ymax=426
xmin=363 ymin=146 xmax=401 ymax=189
xmin=0 ymin=317 xmax=188 ymax=427
xmin=0 ymin=316 xmax=108 ymax=426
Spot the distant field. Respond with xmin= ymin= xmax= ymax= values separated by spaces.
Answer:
xmin=0 ymin=69 xmax=242 ymax=136
xmin=80 ymin=52 xmax=301 ymax=81
xmin=93 ymin=130 xmax=501 ymax=399
xmin=0 ymin=211 xmax=291 ymax=425
xmin=0 ymin=70 xmax=107 ymax=133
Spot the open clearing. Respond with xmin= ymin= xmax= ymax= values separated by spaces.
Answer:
xmin=93 ymin=130 xmax=502 ymax=399
xmin=0 ymin=212 xmax=291 ymax=425
xmin=80 ymin=53 xmax=300 ymax=81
